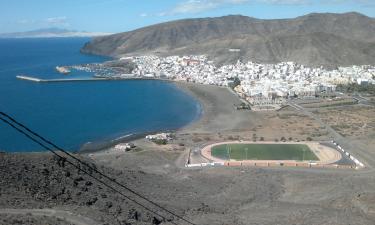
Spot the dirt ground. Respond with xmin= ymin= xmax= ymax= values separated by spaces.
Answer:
xmin=172 ymin=83 xmax=331 ymax=157
xmin=313 ymin=105 xmax=375 ymax=138
xmin=0 ymin=214 xmax=71 ymax=225
xmin=1 ymin=83 xmax=375 ymax=225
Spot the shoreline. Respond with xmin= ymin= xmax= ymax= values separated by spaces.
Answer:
xmin=3 ymin=79 xmax=207 ymax=154
xmin=173 ymin=81 xmax=258 ymax=134
xmin=78 ymin=81 xmax=208 ymax=154
xmin=3 ymin=78 xmax=247 ymax=154
xmin=77 ymin=80 xmax=246 ymax=154
xmin=78 ymin=130 xmax=170 ymax=153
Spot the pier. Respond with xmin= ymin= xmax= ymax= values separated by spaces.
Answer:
xmin=17 ymin=75 xmax=118 ymax=83
xmin=16 ymin=75 xmax=171 ymax=83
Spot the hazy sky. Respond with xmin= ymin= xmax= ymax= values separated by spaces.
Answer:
xmin=0 ymin=0 xmax=374 ymax=33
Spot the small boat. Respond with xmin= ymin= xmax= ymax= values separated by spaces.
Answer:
xmin=56 ymin=66 xmax=71 ymax=75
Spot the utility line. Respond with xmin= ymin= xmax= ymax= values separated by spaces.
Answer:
xmin=0 ymin=112 xmax=198 ymax=225
xmin=0 ymin=115 xmax=177 ymax=225
xmin=0 ymin=111 xmax=196 ymax=225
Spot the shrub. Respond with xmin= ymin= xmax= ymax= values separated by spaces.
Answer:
xmin=153 ymin=139 xmax=167 ymax=145
xmin=192 ymin=137 xmax=203 ymax=142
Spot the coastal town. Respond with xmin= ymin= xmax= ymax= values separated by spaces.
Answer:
xmin=113 ymin=55 xmax=374 ymax=108
xmin=22 ymin=54 xmax=375 ymax=109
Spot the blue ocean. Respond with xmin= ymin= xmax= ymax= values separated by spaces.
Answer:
xmin=0 ymin=38 xmax=201 ymax=152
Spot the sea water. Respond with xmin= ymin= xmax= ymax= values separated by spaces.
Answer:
xmin=0 ymin=38 xmax=201 ymax=152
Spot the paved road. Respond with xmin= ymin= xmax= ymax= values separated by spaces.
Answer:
xmin=353 ymin=94 xmax=375 ymax=107
xmin=0 ymin=208 xmax=100 ymax=225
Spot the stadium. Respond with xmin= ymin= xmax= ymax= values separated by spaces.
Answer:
xmin=200 ymin=141 xmax=346 ymax=168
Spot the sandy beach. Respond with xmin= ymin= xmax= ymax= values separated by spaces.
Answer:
xmin=175 ymin=81 xmax=260 ymax=134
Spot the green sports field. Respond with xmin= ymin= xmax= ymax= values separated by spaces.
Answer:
xmin=211 ymin=143 xmax=319 ymax=161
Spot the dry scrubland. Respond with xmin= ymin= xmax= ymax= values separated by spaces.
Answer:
xmin=0 ymin=214 xmax=71 ymax=225
xmin=177 ymin=106 xmax=329 ymax=147
xmin=299 ymin=98 xmax=357 ymax=108
xmin=256 ymin=108 xmax=330 ymax=142
xmin=313 ymin=105 xmax=375 ymax=138
xmin=175 ymin=82 xmax=330 ymax=145
xmin=1 ymin=83 xmax=375 ymax=225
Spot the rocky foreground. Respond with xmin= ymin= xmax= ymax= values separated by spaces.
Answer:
xmin=0 ymin=153 xmax=166 ymax=225
xmin=1 ymin=150 xmax=375 ymax=225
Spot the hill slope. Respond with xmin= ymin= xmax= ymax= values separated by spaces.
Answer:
xmin=81 ymin=12 xmax=375 ymax=67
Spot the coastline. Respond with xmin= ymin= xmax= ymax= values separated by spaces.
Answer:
xmin=78 ymin=130 xmax=170 ymax=153
xmin=79 ymin=80 xmax=263 ymax=154
xmin=79 ymin=80 xmax=250 ymax=154
xmin=174 ymin=81 xmax=259 ymax=134
xmin=6 ymin=76 xmax=251 ymax=154
xmin=4 ymin=78 xmax=205 ymax=154
xmin=78 ymin=80 xmax=205 ymax=154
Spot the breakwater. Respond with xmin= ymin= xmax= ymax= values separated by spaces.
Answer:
xmin=16 ymin=75 xmax=171 ymax=83
xmin=17 ymin=75 xmax=112 ymax=83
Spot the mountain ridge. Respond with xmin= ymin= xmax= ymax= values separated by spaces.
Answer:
xmin=81 ymin=12 xmax=375 ymax=67
xmin=0 ymin=28 xmax=112 ymax=38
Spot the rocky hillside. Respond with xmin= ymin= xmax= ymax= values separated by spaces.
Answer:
xmin=81 ymin=12 xmax=375 ymax=67
xmin=0 ymin=153 xmax=166 ymax=225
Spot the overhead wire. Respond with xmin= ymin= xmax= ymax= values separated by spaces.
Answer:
xmin=0 ymin=112 xmax=198 ymax=225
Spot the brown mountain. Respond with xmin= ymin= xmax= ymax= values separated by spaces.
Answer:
xmin=81 ymin=12 xmax=375 ymax=67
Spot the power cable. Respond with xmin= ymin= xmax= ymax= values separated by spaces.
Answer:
xmin=0 ymin=111 xmax=197 ymax=225
xmin=0 ymin=113 xmax=197 ymax=225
